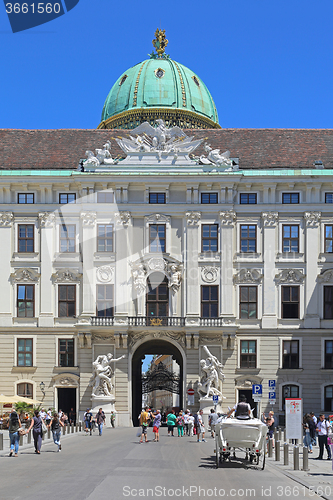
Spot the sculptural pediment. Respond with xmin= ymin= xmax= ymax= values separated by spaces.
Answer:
xmin=130 ymin=255 xmax=183 ymax=294
xmin=52 ymin=373 xmax=79 ymax=386
xmin=275 ymin=268 xmax=305 ymax=284
xmin=10 ymin=268 xmax=40 ymax=283
xmin=52 ymin=269 xmax=82 ymax=283
xmin=233 ymin=268 xmax=263 ymax=284
xmin=318 ymin=268 xmax=333 ymax=283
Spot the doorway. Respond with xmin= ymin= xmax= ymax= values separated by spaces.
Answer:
xmin=57 ymin=387 xmax=76 ymax=417
xmin=132 ymin=339 xmax=183 ymax=425
xmin=238 ymin=389 xmax=257 ymax=418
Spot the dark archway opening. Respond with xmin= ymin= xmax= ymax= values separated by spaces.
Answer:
xmin=132 ymin=339 xmax=183 ymax=426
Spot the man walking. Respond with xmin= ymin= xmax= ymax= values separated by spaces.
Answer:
xmin=84 ymin=408 xmax=93 ymax=435
xmin=316 ymin=414 xmax=332 ymax=460
xmin=95 ymin=408 xmax=106 ymax=436
xmin=110 ymin=411 xmax=115 ymax=428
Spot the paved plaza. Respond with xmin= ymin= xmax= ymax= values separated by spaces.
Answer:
xmin=0 ymin=427 xmax=332 ymax=500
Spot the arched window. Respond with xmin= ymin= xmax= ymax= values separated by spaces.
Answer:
xmin=324 ymin=385 xmax=333 ymax=412
xmin=146 ymin=273 xmax=169 ymax=318
xmin=282 ymin=384 xmax=299 ymax=410
xmin=17 ymin=383 xmax=33 ymax=398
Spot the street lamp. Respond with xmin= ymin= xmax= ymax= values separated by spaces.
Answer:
xmin=39 ymin=381 xmax=45 ymax=397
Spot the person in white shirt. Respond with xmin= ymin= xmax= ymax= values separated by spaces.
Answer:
xmin=316 ymin=414 xmax=332 ymax=460
xmin=188 ymin=414 xmax=194 ymax=436
xmin=197 ymin=410 xmax=206 ymax=443
xmin=183 ymin=411 xmax=190 ymax=436
xmin=209 ymin=409 xmax=218 ymax=438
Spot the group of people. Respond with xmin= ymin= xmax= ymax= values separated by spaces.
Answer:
xmin=138 ymin=407 xmax=220 ymax=444
xmin=83 ymin=408 xmax=115 ymax=435
xmin=303 ymin=412 xmax=332 ymax=460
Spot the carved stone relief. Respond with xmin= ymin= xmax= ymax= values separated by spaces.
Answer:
xmin=201 ymin=266 xmax=218 ymax=283
xmin=96 ymin=266 xmax=114 ymax=283
xmin=318 ymin=269 xmax=333 ymax=283
xmin=233 ymin=268 xmax=263 ymax=284
xmin=219 ymin=210 xmax=236 ymax=226
xmin=275 ymin=268 xmax=305 ymax=284
xmin=52 ymin=269 xmax=82 ymax=283
xmin=80 ymin=211 xmax=96 ymax=226
xmin=261 ymin=211 xmax=279 ymax=227
xmin=10 ymin=268 xmax=40 ymax=283
xmin=0 ymin=212 xmax=13 ymax=227
xmin=38 ymin=212 xmax=55 ymax=227
xmin=304 ymin=211 xmax=321 ymax=227
xmin=115 ymin=211 xmax=131 ymax=226
xmin=186 ymin=211 xmax=201 ymax=225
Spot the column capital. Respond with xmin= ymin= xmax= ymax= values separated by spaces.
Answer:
xmin=304 ymin=211 xmax=321 ymax=227
xmin=0 ymin=212 xmax=13 ymax=227
xmin=38 ymin=212 xmax=55 ymax=227
xmin=115 ymin=211 xmax=131 ymax=226
xmin=219 ymin=210 xmax=236 ymax=226
xmin=261 ymin=211 xmax=279 ymax=227
xmin=185 ymin=211 xmax=201 ymax=225
xmin=80 ymin=211 xmax=96 ymax=226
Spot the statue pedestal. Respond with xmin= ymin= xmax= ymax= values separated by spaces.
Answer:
xmin=91 ymin=395 xmax=116 ymax=426
xmin=199 ymin=397 xmax=223 ymax=429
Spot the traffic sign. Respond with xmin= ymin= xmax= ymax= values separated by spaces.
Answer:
xmin=213 ymin=395 xmax=219 ymax=404
xmin=252 ymin=384 xmax=262 ymax=396
xmin=269 ymin=391 xmax=276 ymax=400
xmin=187 ymin=388 xmax=195 ymax=396
xmin=268 ymin=380 xmax=276 ymax=388
xmin=253 ymin=396 xmax=262 ymax=403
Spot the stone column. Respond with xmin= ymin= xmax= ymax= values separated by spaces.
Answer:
xmin=80 ymin=212 xmax=96 ymax=318
xmin=38 ymin=213 xmax=55 ymax=326
xmin=261 ymin=212 xmax=278 ymax=328
xmin=185 ymin=212 xmax=201 ymax=318
xmin=115 ymin=212 xmax=131 ymax=319
xmin=0 ymin=213 xmax=13 ymax=326
xmin=220 ymin=210 xmax=236 ymax=319
xmin=304 ymin=212 xmax=321 ymax=328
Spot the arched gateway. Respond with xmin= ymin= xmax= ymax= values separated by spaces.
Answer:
xmin=131 ymin=339 xmax=185 ymax=425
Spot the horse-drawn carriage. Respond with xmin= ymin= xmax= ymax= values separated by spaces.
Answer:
xmin=215 ymin=417 xmax=267 ymax=469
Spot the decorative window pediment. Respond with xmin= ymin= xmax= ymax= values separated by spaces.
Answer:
xmin=233 ymin=268 xmax=263 ymax=284
xmin=130 ymin=255 xmax=183 ymax=294
xmin=275 ymin=268 xmax=305 ymax=284
xmin=145 ymin=213 xmax=171 ymax=224
xmin=52 ymin=269 xmax=82 ymax=283
xmin=10 ymin=268 xmax=40 ymax=283
xmin=318 ymin=269 xmax=333 ymax=283
xmin=52 ymin=373 xmax=79 ymax=386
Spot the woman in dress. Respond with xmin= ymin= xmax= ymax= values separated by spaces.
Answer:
xmin=27 ymin=409 xmax=44 ymax=454
xmin=48 ymin=412 xmax=64 ymax=452
xmin=8 ymin=409 xmax=22 ymax=457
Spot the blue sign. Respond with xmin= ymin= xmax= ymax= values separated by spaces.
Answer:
xmin=268 ymin=380 xmax=276 ymax=388
xmin=213 ymin=395 xmax=219 ymax=404
xmin=269 ymin=392 xmax=276 ymax=400
xmin=252 ymin=384 xmax=262 ymax=395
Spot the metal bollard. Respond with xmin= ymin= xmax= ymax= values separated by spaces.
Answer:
xmin=76 ymin=423 xmax=79 ymax=433
xmin=275 ymin=440 xmax=280 ymax=461
xmin=0 ymin=433 xmax=3 ymax=450
xmin=79 ymin=422 xmax=82 ymax=432
xmin=274 ymin=429 xmax=279 ymax=442
xmin=27 ymin=430 xmax=31 ymax=444
xmin=284 ymin=443 xmax=289 ymax=465
xmin=47 ymin=428 xmax=51 ymax=440
xmin=71 ymin=423 xmax=74 ymax=433
xmin=294 ymin=446 xmax=300 ymax=470
xmin=67 ymin=424 xmax=70 ymax=434
xmin=302 ymin=446 xmax=309 ymax=471
xmin=278 ymin=427 xmax=282 ymax=441
xmin=62 ymin=425 xmax=66 ymax=436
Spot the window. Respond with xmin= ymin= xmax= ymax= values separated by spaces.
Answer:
xmin=149 ymin=224 xmax=166 ymax=252
xmin=240 ymin=193 xmax=257 ymax=204
xmin=17 ymin=338 xmax=33 ymax=366
xmin=18 ymin=224 xmax=34 ymax=253
xmin=59 ymin=339 xmax=74 ymax=367
xmin=282 ymin=384 xmax=299 ymax=410
xmin=201 ymin=285 xmax=218 ymax=317
xmin=240 ymin=225 xmax=256 ymax=253
xmin=239 ymin=286 xmax=257 ymax=319
xmin=282 ymin=193 xmax=299 ymax=204
xmin=60 ymin=224 xmax=75 ymax=253
xmin=240 ymin=340 xmax=256 ymax=368
xmin=17 ymin=284 xmax=34 ymax=317
xmin=281 ymin=286 xmax=299 ymax=319
xmin=325 ymin=386 xmax=333 ymax=412
xmin=97 ymin=191 xmax=114 ymax=203
xmin=17 ymin=383 xmax=33 ymax=398
xmin=58 ymin=285 xmax=76 ymax=317
xmin=146 ymin=275 xmax=168 ymax=317
xmin=97 ymin=224 xmax=113 ymax=252
xmin=325 ymin=340 xmax=333 ymax=369
xmin=282 ymin=340 xmax=299 ymax=369
xmin=325 ymin=193 xmax=333 ymax=204
xmin=282 ymin=225 xmax=299 ymax=253
xmin=18 ymin=193 xmax=34 ymax=204
xmin=201 ymin=193 xmax=218 ymax=204
xmin=149 ymin=193 xmax=166 ymax=204
xmin=325 ymin=225 xmax=333 ymax=253
xmin=324 ymin=286 xmax=333 ymax=319
xmin=96 ymin=285 xmax=114 ymax=317
xmin=202 ymin=224 xmax=218 ymax=252
xmin=59 ymin=193 xmax=76 ymax=204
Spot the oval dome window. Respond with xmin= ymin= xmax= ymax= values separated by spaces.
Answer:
xmin=155 ymin=68 xmax=165 ymax=79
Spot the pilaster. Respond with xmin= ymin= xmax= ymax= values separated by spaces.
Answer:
xmin=304 ymin=211 xmax=321 ymax=328
xmin=185 ymin=211 xmax=201 ymax=316
xmin=220 ymin=210 xmax=236 ymax=318
xmin=261 ymin=212 xmax=278 ymax=328
xmin=38 ymin=212 xmax=55 ymax=326
xmin=80 ymin=212 xmax=96 ymax=317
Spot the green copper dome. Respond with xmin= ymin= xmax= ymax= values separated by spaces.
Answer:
xmin=98 ymin=57 xmax=220 ymax=130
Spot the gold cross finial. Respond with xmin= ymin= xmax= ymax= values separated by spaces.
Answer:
xmin=152 ymin=28 xmax=168 ymax=58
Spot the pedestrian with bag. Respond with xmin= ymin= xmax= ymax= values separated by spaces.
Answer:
xmin=27 ymin=409 xmax=45 ymax=454
xmin=8 ymin=409 xmax=22 ymax=457
xmin=316 ymin=414 xmax=332 ymax=460
xmin=84 ymin=408 xmax=93 ymax=435
xmin=48 ymin=412 xmax=64 ymax=452
xmin=95 ymin=408 xmax=106 ymax=436
xmin=166 ymin=410 xmax=177 ymax=437
xmin=176 ymin=411 xmax=185 ymax=437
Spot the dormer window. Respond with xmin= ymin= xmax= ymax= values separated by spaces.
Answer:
xmin=155 ymin=68 xmax=165 ymax=79
xmin=119 ymin=75 xmax=128 ymax=86
xmin=192 ymin=76 xmax=200 ymax=87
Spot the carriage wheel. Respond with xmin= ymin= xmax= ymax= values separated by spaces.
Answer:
xmin=215 ymin=447 xmax=220 ymax=469
xmin=257 ymin=450 xmax=266 ymax=470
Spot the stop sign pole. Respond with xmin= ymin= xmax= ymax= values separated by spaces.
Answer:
xmin=187 ymin=388 xmax=194 ymax=406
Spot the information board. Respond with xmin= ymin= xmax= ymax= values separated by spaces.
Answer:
xmin=285 ymin=398 xmax=303 ymax=440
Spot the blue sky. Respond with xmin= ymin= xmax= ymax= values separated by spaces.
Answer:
xmin=1 ymin=0 xmax=333 ymax=130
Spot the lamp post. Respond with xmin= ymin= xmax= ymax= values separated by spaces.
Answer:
xmin=39 ymin=381 xmax=45 ymax=398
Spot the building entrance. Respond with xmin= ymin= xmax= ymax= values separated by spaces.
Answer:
xmin=57 ymin=387 xmax=76 ymax=417
xmin=238 ymin=389 xmax=257 ymax=418
xmin=132 ymin=339 xmax=183 ymax=425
